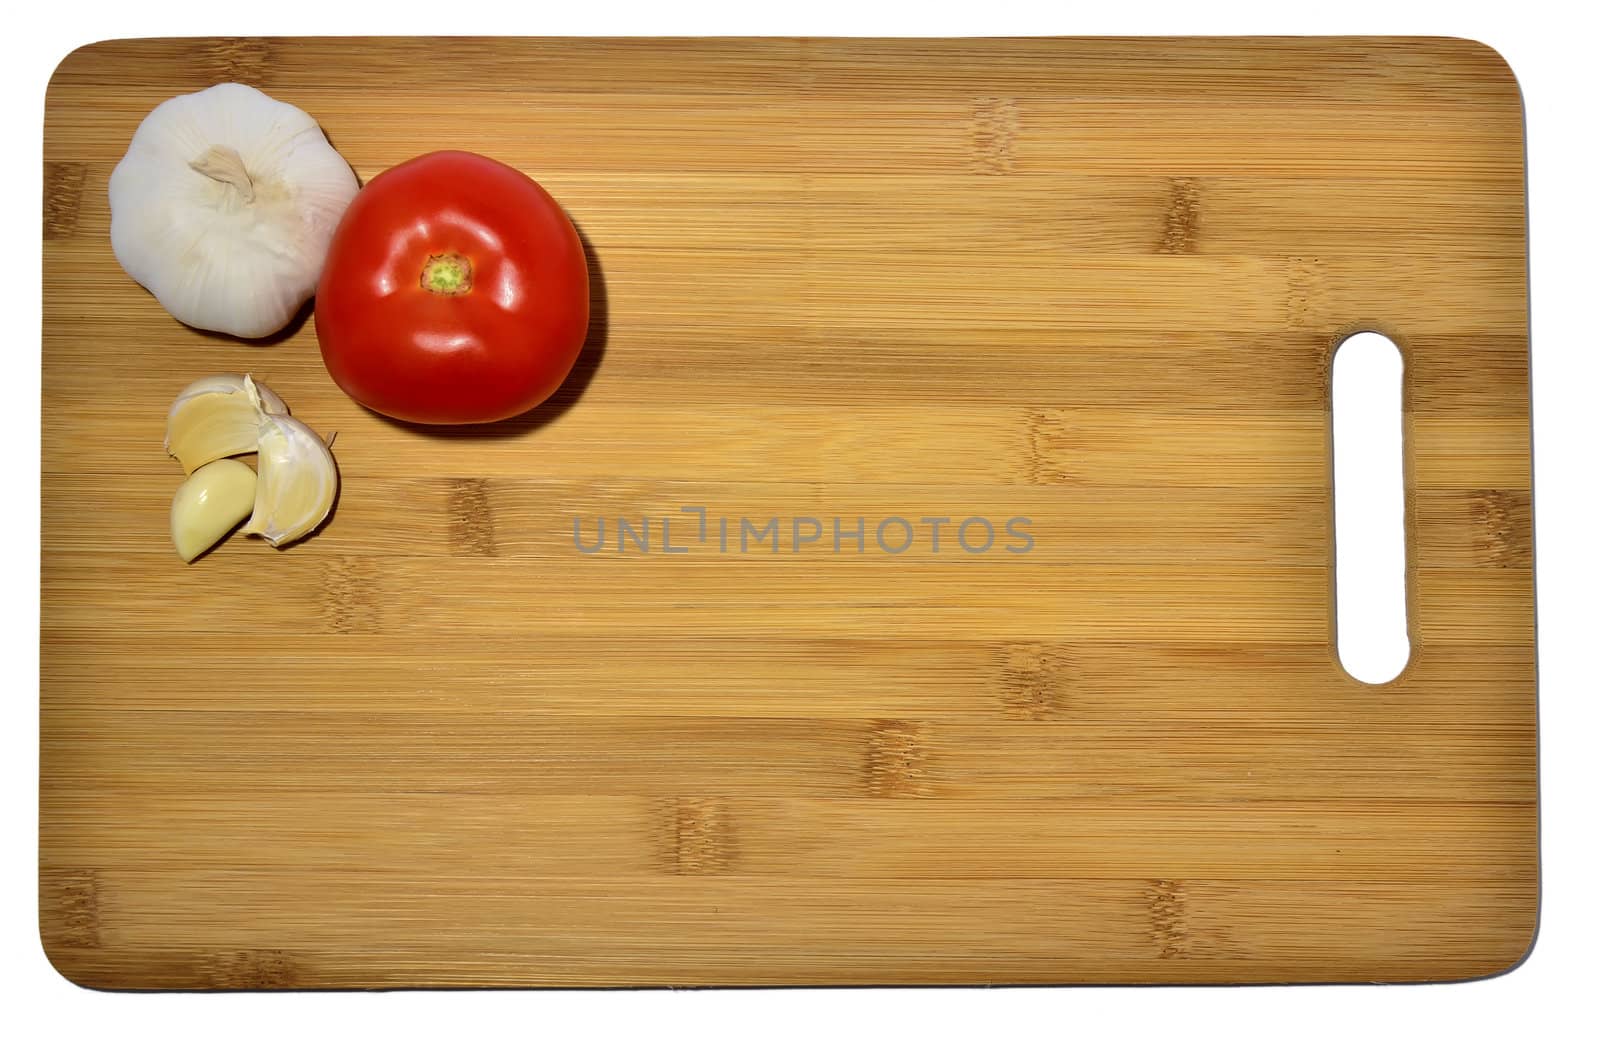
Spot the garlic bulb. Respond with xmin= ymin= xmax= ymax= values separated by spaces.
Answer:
xmin=109 ymin=83 xmax=359 ymax=338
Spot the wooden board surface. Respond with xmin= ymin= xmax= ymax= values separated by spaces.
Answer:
xmin=39 ymin=36 xmax=1535 ymax=988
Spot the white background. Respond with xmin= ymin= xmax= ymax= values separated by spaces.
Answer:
xmin=4 ymin=2 xmax=1594 ymax=1057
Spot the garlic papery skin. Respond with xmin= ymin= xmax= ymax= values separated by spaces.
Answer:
xmin=243 ymin=413 xmax=339 ymax=548
xmin=109 ymin=83 xmax=359 ymax=339
xmin=171 ymin=458 xmax=258 ymax=562
xmin=165 ymin=372 xmax=288 ymax=474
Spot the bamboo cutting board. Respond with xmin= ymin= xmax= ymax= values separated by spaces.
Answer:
xmin=40 ymin=37 xmax=1535 ymax=988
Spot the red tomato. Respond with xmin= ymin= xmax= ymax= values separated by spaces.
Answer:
xmin=314 ymin=150 xmax=590 ymax=424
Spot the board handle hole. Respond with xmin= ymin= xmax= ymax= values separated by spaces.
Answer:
xmin=1331 ymin=331 xmax=1411 ymax=684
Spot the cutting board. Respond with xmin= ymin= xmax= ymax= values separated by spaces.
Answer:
xmin=40 ymin=36 xmax=1535 ymax=988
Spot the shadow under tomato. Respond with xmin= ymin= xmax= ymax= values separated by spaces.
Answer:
xmin=357 ymin=219 xmax=609 ymax=439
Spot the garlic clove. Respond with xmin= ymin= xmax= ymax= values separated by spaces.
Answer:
xmin=171 ymin=458 xmax=258 ymax=563
xmin=165 ymin=372 xmax=288 ymax=474
xmin=243 ymin=412 xmax=339 ymax=548
xmin=109 ymin=83 xmax=359 ymax=339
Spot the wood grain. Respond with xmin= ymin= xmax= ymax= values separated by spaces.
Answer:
xmin=39 ymin=36 xmax=1534 ymax=988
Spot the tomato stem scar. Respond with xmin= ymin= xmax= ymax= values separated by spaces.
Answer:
xmin=420 ymin=253 xmax=473 ymax=295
